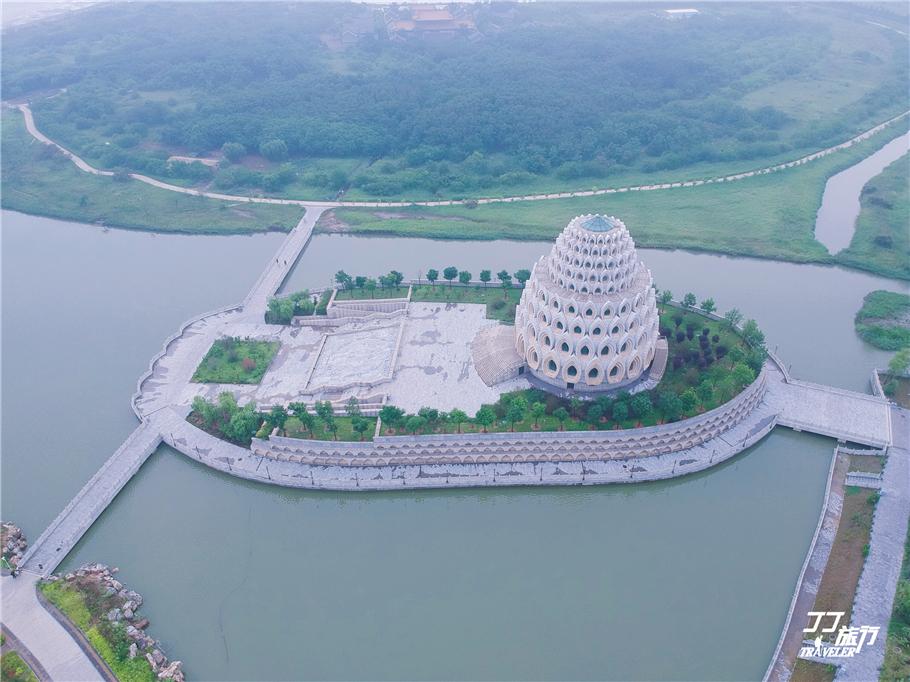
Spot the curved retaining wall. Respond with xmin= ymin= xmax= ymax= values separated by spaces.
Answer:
xmin=252 ymin=367 xmax=767 ymax=467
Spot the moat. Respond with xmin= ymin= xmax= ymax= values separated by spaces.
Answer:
xmin=3 ymin=208 xmax=906 ymax=679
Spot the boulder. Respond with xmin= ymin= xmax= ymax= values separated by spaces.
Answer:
xmin=157 ymin=661 xmax=183 ymax=680
xmin=110 ymin=579 xmax=123 ymax=591
xmin=126 ymin=625 xmax=141 ymax=639
xmin=106 ymin=608 xmax=122 ymax=622
xmin=123 ymin=608 xmax=135 ymax=620
xmin=145 ymin=653 xmax=159 ymax=673
xmin=152 ymin=649 xmax=166 ymax=667
xmin=128 ymin=643 xmax=138 ymax=660
xmin=134 ymin=618 xmax=150 ymax=630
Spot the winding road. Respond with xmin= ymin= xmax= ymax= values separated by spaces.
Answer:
xmin=13 ymin=103 xmax=910 ymax=211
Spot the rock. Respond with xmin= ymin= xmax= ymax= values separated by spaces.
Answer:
xmin=103 ymin=586 xmax=116 ymax=597
xmin=64 ymin=572 xmax=75 ymax=581
xmin=110 ymin=579 xmax=123 ymax=590
xmin=157 ymin=661 xmax=183 ymax=680
xmin=106 ymin=608 xmax=122 ymax=622
xmin=123 ymin=608 xmax=135 ymax=620
xmin=128 ymin=643 xmax=138 ymax=660
xmin=117 ymin=589 xmax=129 ymax=600
xmin=127 ymin=590 xmax=143 ymax=606
xmin=134 ymin=618 xmax=150 ymax=630
xmin=152 ymin=649 xmax=166 ymax=667
xmin=126 ymin=625 xmax=140 ymax=639
xmin=123 ymin=599 xmax=137 ymax=612
xmin=145 ymin=653 xmax=159 ymax=673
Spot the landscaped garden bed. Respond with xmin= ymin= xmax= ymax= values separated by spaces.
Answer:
xmin=192 ymin=337 xmax=278 ymax=384
xmin=0 ymin=649 xmax=38 ymax=682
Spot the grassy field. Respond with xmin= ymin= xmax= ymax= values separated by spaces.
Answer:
xmin=791 ymin=659 xmax=836 ymax=682
xmin=325 ymin=127 xmax=910 ymax=280
xmin=39 ymin=580 xmax=157 ymax=682
xmin=0 ymin=110 xmax=303 ymax=234
xmin=854 ymin=290 xmax=910 ymax=350
xmin=810 ymin=486 xmax=880 ymax=641
xmin=192 ymin=338 xmax=279 ymax=384
xmin=839 ymin=155 xmax=910 ymax=280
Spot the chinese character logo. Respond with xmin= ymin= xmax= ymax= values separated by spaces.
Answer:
xmin=800 ymin=611 xmax=880 ymax=659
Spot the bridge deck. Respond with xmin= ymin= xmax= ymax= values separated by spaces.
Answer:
xmin=765 ymin=365 xmax=892 ymax=448
xmin=19 ymin=421 xmax=162 ymax=577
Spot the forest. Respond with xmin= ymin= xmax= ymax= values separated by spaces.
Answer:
xmin=3 ymin=2 xmax=907 ymax=199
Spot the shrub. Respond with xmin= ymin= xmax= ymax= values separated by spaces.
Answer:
xmin=241 ymin=357 xmax=256 ymax=372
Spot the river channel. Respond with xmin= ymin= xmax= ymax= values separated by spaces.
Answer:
xmin=3 ymin=203 xmax=907 ymax=679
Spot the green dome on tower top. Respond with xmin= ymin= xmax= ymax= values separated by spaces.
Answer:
xmin=581 ymin=215 xmax=618 ymax=232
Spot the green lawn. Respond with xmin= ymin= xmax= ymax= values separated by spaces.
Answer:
xmin=0 ymin=110 xmax=303 ymax=234
xmin=334 ymin=286 xmax=410 ymax=300
xmin=411 ymin=285 xmax=523 ymax=324
xmin=324 ymin=127 xmax=910 ymax=280
xmin=839 ymin=154 xmax=910 ymax=280
xmin=283 ymin=415 xmax=377 ymax=442
xmin=192 ymin=338 xmax=279 ymax=384
xmin=39 ymin=580 xmax=157 ymax=682
xmin=854 ymin=290 xmax=910 ymax=350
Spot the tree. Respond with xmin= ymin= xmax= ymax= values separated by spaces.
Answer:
xmin=682 ymin=292 xmax=697 ymax=308
xmin=611 ymin=401 xmax=629 ymax=422
xmin=889 ymin=347 xmax=910 ymax=376
xmin=741 ymin=319 xmax=766 ymax=351
xmin=288 ymin=402 xmax=314 ymax=436
xmin=696 ymin=380 xmax=714 ymax=405
xmin=335 ymin=270 xmax=353 ymax=290
xmin=458 ymin=270 xmax=472 ymax=286
xmin=315 ymin=401 xmax=335 ymax=435
xmin=418 ymin=407 xmax=439 ymax=429
xmin=727 ymin=345 xmax=747 ymax=368
xmin=379 ymin=404 xmax=405 ymax=432
xmin=345 ymin=396 xmax=361 ymax=417
xmin=426 ymin=269 xmax=439 ymax=288
xmin=514 ymin=269 xmax=531 ymax=287
xmin=364 ymin=278 xmax=377 ymax=298
xmin=406 ymin=414 xmax=426 ymax=435
xmin=569 ymin=397 xmax=583 ymax=418
xmin=324 ymin=413 xmax=339 ymax=440
xmin=724 ymin=308 xmax=743 ymax=328
xmin=553 ymin=407 xmax=569 ymax=430
xmin=443 ymin=266 xmax=458 ymax=287
xmin=680 ymin=388 xmax=698 ymax=413
xmin=351 ymin=416 xmax=370 ymax=441
xmin=475 ymin=406 xmax=496 ymax=432
xmin=267 ymin=296 xmax=295 ymax=324
xmin=354 ymin=275 xmax=367 ymax=291
xmin=630 ymin=393 xmax=653 ymax=420
xmin=699 ymin=298 xmax=716 ymax=315
xmin=259 ymin=138 xmax=288 ymax=161
xmin=656 ymin=392 xmax=683 ymax=422
xmin=266 ymin=405 xmax=288 ymax=430
xmin=221 ymin=142 xmax=246 ymax=162
xmin=732 ymin=362 xmax=756 ymax=387
xmin=449 ymin=409 xmax=467 ymax=433
xmin=506 ymin=401 xmax=526 ymax=431
xmin=658 ymin=289 xmax=673 ymax=305
xmin=224 ymin=403 xmax=260 ymax=443
xmin=530 ymin=402 xmax=546 ymax=428
xmin=480 ymin=270 xmax=492 ymax=288
xmin=389 ymin=270 xmax=404 ymax=288
xmin=587 ymin=404 xmax=603 ymax=426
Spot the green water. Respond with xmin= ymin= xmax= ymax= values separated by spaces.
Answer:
xmin=2 ymin=210 xmax=905 ymax=680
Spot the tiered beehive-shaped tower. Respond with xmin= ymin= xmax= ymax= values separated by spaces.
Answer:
xmin=514 ymin=215 xmax=660 ymax=392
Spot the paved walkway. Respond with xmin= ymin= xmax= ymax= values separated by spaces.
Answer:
xmin=765 ymin=363 xmax=892 ymax=448
xmin=1 ymin=573 xmax=103 ymax=681
xmin=837 ymin=405 xmax=910 ymax=681
xmin=19 ymin=421 xmax=163 ymax=577
xmin=13 ymin=103 xmax=909 ymax=210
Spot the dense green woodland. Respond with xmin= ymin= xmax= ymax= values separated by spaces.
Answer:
xmin=2 ymin=2 xmax=907 ymax=199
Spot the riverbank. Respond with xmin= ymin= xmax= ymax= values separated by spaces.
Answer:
xmin=39 ymin=564 xmax=184 ymax=682
xmin=324 ymin=126 xmax=910 ymax=281
xmin=0 ymin=110 xmax=304 ymax=235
